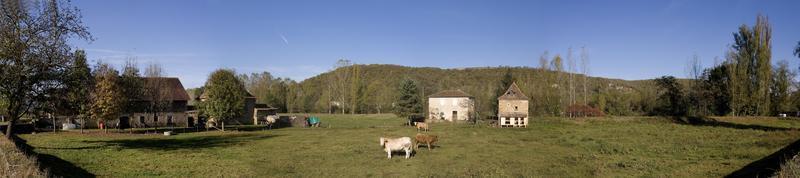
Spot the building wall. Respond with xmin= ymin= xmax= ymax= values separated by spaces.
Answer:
xmin=226 ymin=97 xmax=256 ymax=125
xmin=427 ymin=97 xmax=473 ymax=121
xmin=498 ymin=100 xmax=529 ymax=117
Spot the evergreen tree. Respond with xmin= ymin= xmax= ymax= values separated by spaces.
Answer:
xmin=491 ymin=69 xmax=514 ymax=117
xmin=654 ymin=76 xmax=686 ymax=116
xmin=119 ymin=60 xmax=144 ymax=115
xmin=394 ymin=79 xmax=422 ymax=117
xmin=65 ymin=50 xmax=94 ymax=132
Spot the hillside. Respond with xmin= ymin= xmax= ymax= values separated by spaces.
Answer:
xmin=287 ymin=64 xmax=661 ymax=117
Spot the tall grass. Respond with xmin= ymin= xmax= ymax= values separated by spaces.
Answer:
xmin=0 ymin=137 xmax=47 ymax=178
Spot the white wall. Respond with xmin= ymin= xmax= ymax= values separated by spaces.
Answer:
xmin=428 ymin=97 xmax=473 ymax=121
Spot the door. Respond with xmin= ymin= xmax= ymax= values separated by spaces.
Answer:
xmin=452 ymin=111 xmax=458 ymax=121
xmin=119 ymin=117 xmax=130 ymax=129
xmin=188 ymin=117 xmax=195 ymax=127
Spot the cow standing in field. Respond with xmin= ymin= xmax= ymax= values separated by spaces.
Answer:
xmin=414 ymin=122 xmax=429 ymax=132
xmin=414 ymin=133 xmax=439 ymax=150
xmin=379 ymin=137 xmax=413 ymax=159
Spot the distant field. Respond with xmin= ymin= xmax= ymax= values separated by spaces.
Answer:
xmin=20 ymin=114 xmax=800 ymax=177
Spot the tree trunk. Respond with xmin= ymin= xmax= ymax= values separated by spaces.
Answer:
xmin=4 ymin=116 xmax=18 ymax=139
xmin=80 ymin=117 xmax=84 ymax=134
xmin=221 ymin=121 xmax=225 ymax=132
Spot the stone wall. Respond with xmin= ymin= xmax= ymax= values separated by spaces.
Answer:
xmin=428 ymin=97 xmax=473 ymax=121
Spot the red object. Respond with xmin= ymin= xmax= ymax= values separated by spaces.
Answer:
xmin=99 ymin=121 xmax=105 ymax=130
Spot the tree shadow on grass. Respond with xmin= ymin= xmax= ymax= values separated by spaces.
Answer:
xmin=8 ymin=135 xmax=95 ymax=177
xmin=82 ymin=133 xmax=280 ymax=151
xmin=726 ymin=138 xmax=800 ymax=177
xmin=674 ymin=116 xmax=798 ymax=132
xmin=37 ymin=153 xmax=95 ymax=178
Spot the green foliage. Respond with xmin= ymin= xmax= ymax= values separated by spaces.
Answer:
xmin=64 ymin=50 xmax=94 ymax=119
xmin=119 ymin=60 xmax=144 ymax=113
xmin=295 ymin=64 xmax=652 ymax=117
xmin=730 ymin=14 xmax=772 ymax=116
xmin=490 ymin=69 xmax=514 ymax=117
xmin=0 ymin=0 xmax=92 ymax=137
xmin=202 ymin=69 xmax=247 ymax=123
xmin=239 ymin=72 xmax=294 ymax=113
xmin=90 ymin=62 xmax=123 ymax=123
xmin=654 ymin=76 xmax=686 ymax=116
xmin=770 ymin=60 xmax=793 ymax=114
xmin=394 ymin=79 xmax=422 ymax=117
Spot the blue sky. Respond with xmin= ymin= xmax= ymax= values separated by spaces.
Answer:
xmin=70 ymin=0 xmax=800 ymax=88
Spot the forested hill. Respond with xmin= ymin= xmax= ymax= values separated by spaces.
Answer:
xmin=286 ymin=64 xmax=660 ymax=117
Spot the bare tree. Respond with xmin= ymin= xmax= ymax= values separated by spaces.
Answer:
xmin=331 ymin=59 xmax=352 ymax=114
xmin=580 ymin=46 xmax=589 ymax=105
xmin=144 ymin=63 xmax=170 ymax=131
xmin=567 ymin=47 xmax=576 ymax=117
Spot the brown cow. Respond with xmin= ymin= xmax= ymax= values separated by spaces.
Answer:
xmin=414 ymin=133 xmax=439 ymax=150
xmin=414 ymin=122 xmax=429 ymax=132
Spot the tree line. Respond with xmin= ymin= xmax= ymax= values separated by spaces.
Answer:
xmin=655 ymin=15 xmax=800 ymax=117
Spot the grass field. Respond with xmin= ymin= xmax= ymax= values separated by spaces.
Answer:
xmin=19 ymin=114 xmax=800 ymax=177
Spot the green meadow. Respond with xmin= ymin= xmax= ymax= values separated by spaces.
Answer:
xmin=20 ymin=114 xmax=800 ymax=177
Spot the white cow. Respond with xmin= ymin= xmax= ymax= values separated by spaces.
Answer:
xmin=379 ymin=137 xmax=413 ymax=159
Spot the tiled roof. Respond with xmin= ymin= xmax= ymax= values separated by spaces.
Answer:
xmin=428 ymin=90 xmax=473 ymax=98
xmin=498 ymin=82 xmax=528 ymax=100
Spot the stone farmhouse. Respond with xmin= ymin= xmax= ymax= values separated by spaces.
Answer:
xmin=497 ymin=82 xmax=529 ymax=127
xmin=122 ymin=77 xmax=192 ymax=128
xmin=427 ymin=90 xmax=474 ymax=122
xmin=65 ymin=77 xmax=276 ymax=129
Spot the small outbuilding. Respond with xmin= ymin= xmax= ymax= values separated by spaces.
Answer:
xmin=498 ymin=82 xmax=529 ymax=127
xmin=428 ymin=90 xmax=474 ymax=122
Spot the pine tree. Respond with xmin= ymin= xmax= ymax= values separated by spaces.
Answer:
xmin=491 ymin=69 xmax=514 ymax=117
xmin=65 ymin=50 xmax=94 ymax=133
xmin=394 ymin=79 xmax=422 ymax=117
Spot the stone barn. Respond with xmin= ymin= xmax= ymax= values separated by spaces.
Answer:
xmin=428 ymin=90 xmax=474 ymax=122
xmin=497 ymin=82 xmax=529 ymax=127
xmin=115 ymin=77 xmax=192 ymax=129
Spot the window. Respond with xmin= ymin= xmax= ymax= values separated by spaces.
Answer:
xmin=154 ymin=116 xmax=159 ymax=122
xmin=139 ymin=116 xmax=145 ymax=124
xmin=167 ymin=115 xmax=173 ymax=124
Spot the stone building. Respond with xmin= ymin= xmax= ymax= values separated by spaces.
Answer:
xmin=428 ymin=90 xmax=474 ymax=122
xmin=498 ymin=82 xmax=529 ymax=127
xmin=121 ymin=77 xmax=192 ymax=128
